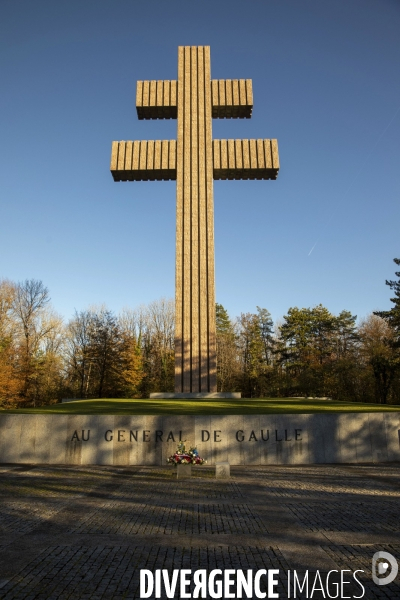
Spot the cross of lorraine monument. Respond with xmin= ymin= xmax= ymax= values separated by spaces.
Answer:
xmin=110 ymin=46 xmax=279 ymax=398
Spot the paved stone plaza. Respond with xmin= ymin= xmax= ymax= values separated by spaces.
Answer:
xmin=0 ymin=464 xmax=399 ymax=599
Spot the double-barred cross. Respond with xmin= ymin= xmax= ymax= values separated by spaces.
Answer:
xmin=110 ymin=46 xmax=279 ymax=396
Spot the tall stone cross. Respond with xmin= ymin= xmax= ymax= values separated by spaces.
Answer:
xmin=110 ymin=46 xmax=279 ymax=397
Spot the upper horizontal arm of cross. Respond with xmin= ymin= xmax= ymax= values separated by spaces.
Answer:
xmin=136 ymin=79 xmax=253 ymax=120
xmin=136 ymin=80 xmax=177 ymax=119
xmin=211 ymin=79 xmax=253 ymax=118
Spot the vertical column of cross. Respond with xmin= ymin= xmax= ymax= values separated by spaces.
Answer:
xmin=175 ymin=46 xmax=217 ymax=393
xmin=204 ymin=47 xmax=217 ymax=393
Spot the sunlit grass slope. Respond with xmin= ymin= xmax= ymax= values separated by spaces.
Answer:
xmin=1 ymin=398 xmax=399 ymax=415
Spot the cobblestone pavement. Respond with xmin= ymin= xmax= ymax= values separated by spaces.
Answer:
xmin=0 ymin=464 xmax=399 ymax=599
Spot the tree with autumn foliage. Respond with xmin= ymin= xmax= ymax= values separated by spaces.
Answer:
xmin=0 ymin=281 xmax=21 ymax=406
xmin=2 ymin=261 xmax=400 ymax=406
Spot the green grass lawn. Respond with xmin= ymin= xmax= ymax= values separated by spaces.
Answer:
xmin=1 ymin=398 xmax=399 ymax=415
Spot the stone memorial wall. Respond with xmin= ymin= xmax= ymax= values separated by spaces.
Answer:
xmin=1 ymin=413 xmax=399 ymax=466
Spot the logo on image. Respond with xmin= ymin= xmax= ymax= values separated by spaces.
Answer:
xmin=372 ymin=551 xmax=398 ymax=586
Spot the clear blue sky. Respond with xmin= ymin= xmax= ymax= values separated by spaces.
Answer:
xmin=1 ymin=0 xmax=399 ymax=324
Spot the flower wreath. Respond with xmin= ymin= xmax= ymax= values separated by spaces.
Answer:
xmin=167 ymin=441 xmax=207 ymax=465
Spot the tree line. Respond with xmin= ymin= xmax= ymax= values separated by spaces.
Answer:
xmin=0 ymin=258 xmax=399 ymax=406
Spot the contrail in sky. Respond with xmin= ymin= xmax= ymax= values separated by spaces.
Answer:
xmin=308 ymin=242 xmax=317 ymax=256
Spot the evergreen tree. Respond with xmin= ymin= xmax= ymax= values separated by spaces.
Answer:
xmin=215 ymin=303 xmax=237 ymax=392
xmin=330 ymin=310 xmax=359 ymax=402
xmin=279 ymin=305 xmax=337 ymax=397
xmin=256 ymin=307 xmax=275 ymax=366
xmin=374 ymin=258 xmax=400 ymax=348
xmin=216 ymin=303 xmax=232 ymax=335
xmin=237 ymin=312 xmax=266 ymax=397
xmin=371 ymin=258 xmax=400 ymax=403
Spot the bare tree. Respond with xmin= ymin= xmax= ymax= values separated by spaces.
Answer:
xmin=119 ymin=306 xmax=146 ymax=341
xmin=65 ymin=306 xmax=123 ymax=398
xmin=359 ymin=314 xmax=396 ymax=404
xmin=12 ymin=280 xmax=60 ymax=404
